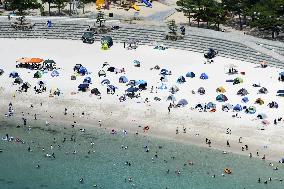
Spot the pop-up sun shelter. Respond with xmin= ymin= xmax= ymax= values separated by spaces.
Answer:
xmin=186 ymin=72 xmax=195 ymax=78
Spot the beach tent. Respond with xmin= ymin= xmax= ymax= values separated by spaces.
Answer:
xmin=160 ymin=75 xmax=168 ymax=82
xmin=133 ymin=60 xmax=141 ymax=67
xmin=107 ymin=85 xmax=117 ymax=92
xmin=198 ymin=87 xmax=206 ymax=95
xmin=119 ymin=76 xmax=128 ymax=83
xmin=216 ymin=86 xmax=226 ymax=93
xmin=255 ymin=98 xmax=264 ymax=105
xmin=233 ymin=77 xmax=243 ymax=85
xmin=160 ymin=69 xmax=170 ymax=76
xmin=268 ymin=101 xmax=278 ymax=108
xmin=177 ymin=76 xmax=186 ymax=83
xmin=237 ymin=88 xmax=249 ymax=96
xmin=167 ymin=94 xmax=176 ymax=101
xmin=20 ymin=82 xmax=31 ymax=92
xmin=177 ymin=99 xmax=188 ymax=106
xmin=158 ymin=83 xmax=167 ymax=90
xmin=277 ymin=90 xmax=284 ymax=97
xmin=83 ymin=77 xmax=92 ymax=84
xmin=101 ymin=36 xmax=113 ymax=47
xmin=136 ymin=80 xmax=147 ymax=85
xmin=101 ymin=79 xmax=110 ymax=85
xmin=216 ymin=94 xmax=228 ymax=102
xmin=257 ymin=113 xmax=267 ymax=119
xmin=200 ymin=73 xmax=209 ymax=80
xmin=245 ymin=106 xmax=256 ymax=114
xmin=9 ymin=71 xmax=19 ymax=78
xmin=195 ymin=103 xmax=204 ymax=110
xmin=126 ymin=87 xmax=139 ymax=93
xmin=242 ymin=97 xmax=249 ymax=103
xmin=98 ymin=70 xmax=106 ymax=77
xmin=107 ymin=67 xmax=116 ymax=72
xmin=0 ymin=69 xmax=4 ymax=76
xmin=51 ymin=70 xmax=59 ymax=77
xmin=186 ymin=72 xmax=195 ymax=78
xmin=78 ymin=83 xmax=89 ymax=92
xmin=14 ymin=77 xmax=23 ymax=85
xmin=138 ymin=83 xmax=147 ymax=90
xmin=222 ymin=103 xmax=233 ymax=111
xmin=258 ymin=87 xmax=268 ymax=94
xmin=91 ymin=88 xmax=101 ymax=96
xmin=79 ymin=66 xmax=88 ymax=75
xmin=169 ymin=85 xmax=179 ymax=94
xmin=207 ymin=102 xmax=216 ymax=109
xmin=233 ymin=104 xmax=243 ymax=112
xmin=34 ymin=71 xmax=42 ymax=78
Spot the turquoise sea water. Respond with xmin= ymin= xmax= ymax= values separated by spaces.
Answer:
xmin=0 ymin=122 xmax=284 ymax=189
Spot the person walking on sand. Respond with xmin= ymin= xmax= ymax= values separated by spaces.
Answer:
xmin=238 ymin=137 xmax=242 ymax=143
xmin=226 ymin=140 xmax=230 ymax=147
xmin=176 ymin=127 xmax=179 ymax=134
xmin=64 ymin=108 xmax=67 ymax=115
xmin=208 ymin=140 xmax=211 ymax=147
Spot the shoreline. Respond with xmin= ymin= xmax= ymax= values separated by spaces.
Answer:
xmin=1 ymin=92 xmax=283 ymax=163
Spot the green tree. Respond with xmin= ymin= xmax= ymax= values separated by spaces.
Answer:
xmin=249 ymin=0 xmax=284 ymax=39
xmin=176 ymin=0 xmax=195 ymax=25
xmin=5 ymin=0 xmax=41 ymax=15
xmin=53 ymin=0 xmax=68 ymax=14
xmin=42 ymin=0 xmax=54 ymax=16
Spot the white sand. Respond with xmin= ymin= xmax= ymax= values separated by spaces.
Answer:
xmin=0 ymin=38 xmax=284 ymax=162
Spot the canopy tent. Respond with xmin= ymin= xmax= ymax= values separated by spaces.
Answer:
xmin=216 ymin=86 xmax=226 ymax=93
xmin=233 ymin=104 xmax=243 ymax=112
xmin=186 ymin=72 xmax=195 ymax=78
xmin=242 ymin=96 xmax=249 ymax=103
xmin=51 ymin=70 xmax=59 ymax=77
xmin=258 ymin=87 xmax=268 ymax=94
xmin=167 ymin=94 xmax=176 ymax=101
xmin=255 ymin=98 xmax=264 ymax=105
xmin=34 ymin=71 xmax=42 ymax=78
xmin=16 ymin=57 xmax=44 ymax=64
xmin=237 ymin=88 xmax=249 ymax=96
xmin=200 ymin=73 xmax=208 ymax=80
xmin=177 ymin=76 xmax=186 ymax=84
xmin=101 ymin=79 xmax=110 ymax=85
xmin=177 ymin=99 xmax=188 ymax=106
xmin=198 ymin=87 xmax=206 ymax=95
xmin=216 ymin=94 xmax=228 ymax=102
xmin=91 ymin=88 xmax=101 ymax=96
xmin=119 ymin=76 xmax=128 ymax=83
xmin=83 ymin=77 xmax=92 ymax=84
xmin=9 ymin=71 xmax=19 ymax=78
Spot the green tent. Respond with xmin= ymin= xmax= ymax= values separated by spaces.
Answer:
xmin=234 ymin=77 xmax=243 ymax=84
xmin=34 ymin=71 xmax=42 ymax=78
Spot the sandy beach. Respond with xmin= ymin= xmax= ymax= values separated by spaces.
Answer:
xmin=1 ymin=38 xmax=284 ymax=163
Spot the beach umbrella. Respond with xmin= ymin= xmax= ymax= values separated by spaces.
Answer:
xmin=178 ymin=99 xmax=188 ymax=106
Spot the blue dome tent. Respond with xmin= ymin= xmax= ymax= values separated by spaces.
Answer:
xmin=177 ymin=99 xmax=188 ymax=106
xmin=242 ymin=97 xmax=249 ymax=103
xmin=177 ymin=76 xmax=186 ymax=83
xmin=51 ymin=70 xmax=59 ymax=77
xmin=9 ymin=71 xmax=19 ymax=78
xmin=216 ymin=94 xmax=228 ymax=102
xmin=83 ymin=77 xmax=92 ymax=84
xmin=186 ymin=72 xmax=195 ymax=78
xmin=119 ymin=76 xmax=128 ymax=83
xmin=233 ymin=104 xmax=243 ymax=111
xmin=79 ymin=66 xmax=88 ymax=75
xmin=200 ymin=73 xmax=208 ymax=80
